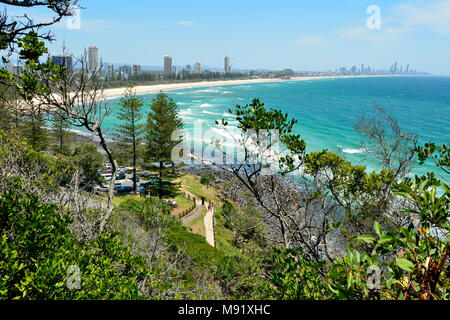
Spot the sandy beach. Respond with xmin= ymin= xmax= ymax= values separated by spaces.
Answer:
xmin=102 ymin=75 xmax=404 ymax=100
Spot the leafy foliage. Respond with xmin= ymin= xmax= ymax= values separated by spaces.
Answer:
xmin=0 ymin=191 xmax=155 ymax=300
xmin=145 ymin=92 xmax=184 ymax=198
xmin=71 ymin=142 xmax=105 ymax=187
xmin=262 ymin=247 xmax=329 ymax=300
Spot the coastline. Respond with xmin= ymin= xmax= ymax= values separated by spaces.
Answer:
xmin=102 ymin=74 xmax=420 ymax=100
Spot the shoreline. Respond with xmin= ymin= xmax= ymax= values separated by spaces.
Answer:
xmin=102 ymin=74 xmax=427 ymax=100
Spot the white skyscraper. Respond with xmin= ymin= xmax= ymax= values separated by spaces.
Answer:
xmin=164 ymin=55 xmax=173 ymax=76
xmin=224 ymin=56 xmax=231 ymax=73
xmin=194 ymin=62 xmax=202 ymax=74
xmin=88 ymin=45 xmax=98 ymax=72
xmin=104 ymin=63 xmax=114 ymax=79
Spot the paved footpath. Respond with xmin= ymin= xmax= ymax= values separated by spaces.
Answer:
xmin=182 ymin=204 xmax=203 ymax=224
xmin=181 ymin=190 xmax=215 ymax=247
xmin=204 ymin=205 xmax=215 ymax=247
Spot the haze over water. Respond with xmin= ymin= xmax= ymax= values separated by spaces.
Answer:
xmin=101 ymin=76 xmax=450 ymax=178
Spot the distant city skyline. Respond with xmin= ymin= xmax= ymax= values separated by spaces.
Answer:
xmin=7 ymin=0 xmax=449 ymax=75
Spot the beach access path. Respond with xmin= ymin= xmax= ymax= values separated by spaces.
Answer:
xmin=180 ymin=189 xmax=215 ymax=247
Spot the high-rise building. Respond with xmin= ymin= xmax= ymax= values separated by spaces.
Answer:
xmin=194 ymin=62 xmax=202 ymax=74
xmin=52 ymin=55 xmax=73 ymax=74
xmin=119 ymin=65 xmax=132 ymax=79
xmin=361 ymin=64 xmax=365 ymax=75
xmin=406 ymin=64 xmax=410 ymax=75
xmin=104 ymin=63 xmax=114 ymax=79
xmin=185 ymin=64 xmax=192 ymax=73
xmin=224 ymin=56 xmax=231 ymax=73
xmin=11 ymin=64 xmax=22 ymax=76
xmin=132 ymin=64 xmax=142 ymax=76
xmin=172 ymin=66 xmax=178 ymax=77
xmin=164 ymin=55 xmax=173 ymax=75
xmin=88 ymin=45 xmax=98 ymax=72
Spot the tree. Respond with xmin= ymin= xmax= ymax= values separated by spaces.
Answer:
xmin=354 ymin=105 xmax=418 ymax=179
xmin=0 ymin=191 xmax=153 ymax=300
xmin=415 ymin=142 xmax=449 ymax=176
xmin=0 ymin=97 xmax=12 ymax=131
xmin=20 ymin=112 xmax=48 ymax=151
xmin=329 ymin=174 xmax=449 ymax=300
xmin=1 ymin=33 xmax=118 ymax=235
xmin=145 ymin=92 xmax=184 ymax=199
xmin=0 ymin=0 xmax=78 ymax=53
xmin=200 ymin=172 xmax=215 ymax=188
xmin=51 ymin=109 xmax=71 ymax=155
xmin=72 ymin=142 xmax=104 ymax=188
xmin=207 ymin=99 xmax=340 ymax=259
xmin=114 ymin=86 xmax=145 ymax=193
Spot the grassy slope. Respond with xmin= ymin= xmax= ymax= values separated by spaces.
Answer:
xmin=109 ymin=175 xmax=240 ymax=264
xmin=179 ymin=174 xmax=239 ymax=256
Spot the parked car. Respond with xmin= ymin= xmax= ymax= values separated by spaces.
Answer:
xmin=116 ymin=173 xmax=126 ymax=180
xmin=138 ymin=172 xmax=154 ymax=178
xmin=114 ymin=182 xmax=122 ymax=190
xmin=101 ymin=173 xmax=112 ymax=181
xmin=137 ymin=185 xmax=148 ymax=195
xmin=117 ymin=186 xmax=134 ymax=194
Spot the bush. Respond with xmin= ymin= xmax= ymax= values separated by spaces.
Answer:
xmin=0 ymin=191 xmax=155 ymax=300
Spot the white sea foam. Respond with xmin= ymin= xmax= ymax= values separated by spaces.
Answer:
xmin=200 ymin=103 xmax=213 ymax=108
xmin=342 ymin=148 xmax=365 ymax=154
xmin=180 ymin=108 xmax=193 ymax=116
xmin=222 ymin=112 xmax=236 ymax=118
xmin=202 ymin=110 xmax=221 ymax=116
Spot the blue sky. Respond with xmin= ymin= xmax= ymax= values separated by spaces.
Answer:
xmin=4 ymin=0 xmax=450 ymax=74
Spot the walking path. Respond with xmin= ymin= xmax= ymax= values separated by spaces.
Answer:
xmin=204 ymin=206 xmax=215 ymax=247
xmin=181 ymin=189 xmax=216 ymax=247
xmin=181 ymin=204 xmax=203 ymax=224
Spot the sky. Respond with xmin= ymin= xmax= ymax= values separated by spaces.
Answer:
xmin=4 ymin=0 xmax=450 ymax=75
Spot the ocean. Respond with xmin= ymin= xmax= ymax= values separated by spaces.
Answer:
xmin=98 ymin=76 xmax=450 ymax=178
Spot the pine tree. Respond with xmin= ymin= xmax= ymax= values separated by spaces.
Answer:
xmin=51 ymin=110 xmax=71 ymax=155
xmin=145 ymin=92 xmax=184 ymax=199
xmin=21 ymin=113 xmax=49 ymax=151
xmin=114 ymin=86 xmax=145 ymax=193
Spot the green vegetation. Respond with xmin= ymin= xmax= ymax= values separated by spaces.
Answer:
xmin=0 ymin=2 xmax=448 ymax=300
xmin=145 ymin=92 xmax=184 ymax=199
xmin=72 ymin=143 xmax=105 ymax=188
xmin=114 ymin=86 xmax=145 ymax=193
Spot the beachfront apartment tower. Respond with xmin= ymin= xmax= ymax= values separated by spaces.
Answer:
xmin=104 ymin=63 xmax=114 ymax=79
xmin=194 ymin=62 xmax=202 ymax=74
xmin=88 ymin=45 xmax=99 ymax=72
xmin=132 ymin=64 xmax=142 ymax=76
xmin=225 ymin=56 xmax=231 ymax=73
xmin=164 ymin=55 xmax=173 ymax=75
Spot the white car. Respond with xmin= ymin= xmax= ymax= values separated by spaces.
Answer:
xmin=101 ymin=173 xmax=112 ymax=181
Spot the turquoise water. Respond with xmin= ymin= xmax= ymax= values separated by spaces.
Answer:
xmin=99 ymin=76 xmax=450 ymax=177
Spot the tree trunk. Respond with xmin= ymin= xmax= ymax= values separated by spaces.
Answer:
xmin=97 ymin=127 xmax=117 ymax=234
xmin=133 ymin=134 xmax=137 ymax=194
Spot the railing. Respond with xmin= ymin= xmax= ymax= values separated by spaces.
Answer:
xmin=178 ymin=191 xmax=197 ymax=219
